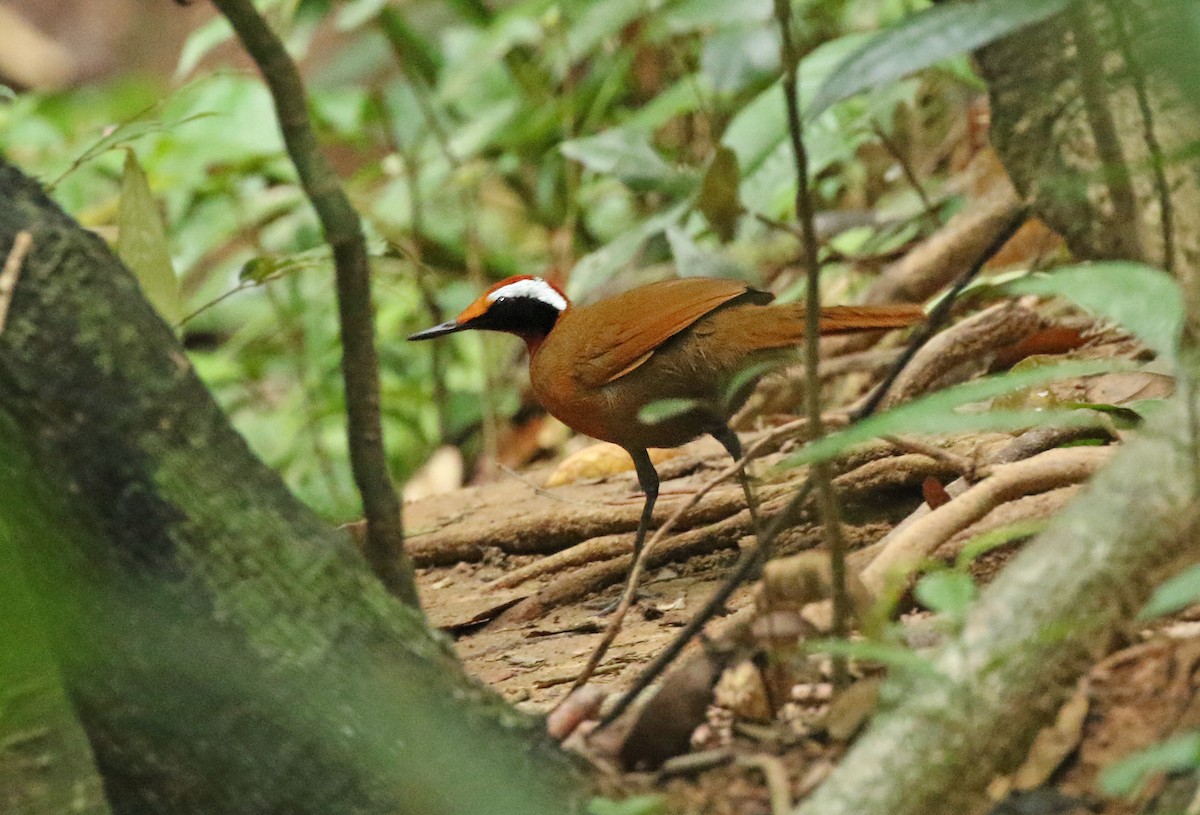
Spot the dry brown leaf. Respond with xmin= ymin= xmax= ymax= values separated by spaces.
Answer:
xmin=923 ymin=476 xmax=952 ymax=509
xmin=1084 ymin=372 xmax=1175 ymax=406
xmin=714 ymin=660 xmax=772 ymax=722
xmin=402 ymin=445 xmax=464 ymax=502
xmin=544 ymin=442 xmax=683 ymax=487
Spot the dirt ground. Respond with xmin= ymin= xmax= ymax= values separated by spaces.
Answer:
xmin=403 ymin=312 xmax=1199 ymax=814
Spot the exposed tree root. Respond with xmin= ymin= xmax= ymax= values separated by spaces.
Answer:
xmin=859 ymin=445 xmax=1114 ymax=596
xmin=881 ymin=301 xmax=1041 ymax=409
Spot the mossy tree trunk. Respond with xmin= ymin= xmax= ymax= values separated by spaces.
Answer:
xmin=0 ymin=157 xmax=579 ymax=814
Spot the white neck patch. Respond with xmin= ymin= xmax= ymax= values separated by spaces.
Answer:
xmin=487 ymin=277 xmax=568 ymax=312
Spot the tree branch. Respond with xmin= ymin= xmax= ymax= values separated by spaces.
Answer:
xmin=210 ymin=0 xmax=417 ymax=606
xmin=774 ymin=0 xmax=851 ymax=688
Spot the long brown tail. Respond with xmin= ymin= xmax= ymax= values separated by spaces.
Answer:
xmin=816 ymin=304 xmax=926 ymax=335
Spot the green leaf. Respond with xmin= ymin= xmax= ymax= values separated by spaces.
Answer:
xmin=176 ymin=15 xmax=235 ymax=78
xmin=956 ymin=519 xmax=1048 ymax=568
xmin=781 ymin=359 xmax=1123 ymax=469
xmin=809 ymin=0 xmax=1069 ymax=118
xmin=696 ymin=146 xmax=743 ymax=242
xmin=914 ymin=571 xmax=977 ymax=619
xmin=566 ymin=0 xmax=650 ymax=64
xmin=665 ymin=226 xmax=749 ymax=281
xmin=568 ymin=203 xmax=688 ymax=300
xmin=701 ymin=25 xmax=779 ymax=94
xmin=1006 ymin=262 xmax=1184 ymax=364
xmin=807 ymin=638 xmax=939 ymax=677
xmin=1099 ymin=730 xmax=1200 ymax=796
xmin=725 ymin=359 xmax=784 ymax=410
xmin=561 ymin=129 xmax=695 ymax=193
xmin=1139 ymin=563 xmax=1200 ymax=620
xmin=638 ymin=398 xmax=699 ymax=426
xmin=587 ymin=794 xmax=667 ymax=815
xmin=117 ymin=149 xmax=182 ymax=327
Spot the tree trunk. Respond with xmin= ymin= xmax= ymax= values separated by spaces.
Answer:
xmin=0 ymin=157 xmax=580 ymax=814
xmin=977 ymin=0 xmax=1200 ymax=329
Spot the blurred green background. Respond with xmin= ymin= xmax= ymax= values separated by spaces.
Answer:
xmin=0 ymin=0 xmax=973 ymax=520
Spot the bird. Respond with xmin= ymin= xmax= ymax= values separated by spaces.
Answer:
xmin=409 ymin=275 xmax=924 ymax=588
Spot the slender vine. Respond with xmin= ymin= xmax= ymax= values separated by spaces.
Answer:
xmin=210 ymin=0 xmax=418 ymax=607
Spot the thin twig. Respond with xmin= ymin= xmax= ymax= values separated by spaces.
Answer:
xmin=883 ymin=435 xmax=986 ymax=481
xmin=212 ymin=0 xmax=418 ymax=606
xmin=753 ymin=211 xmax=805 ymax=239
xmin=775 ymin=0 xmax=852 ymax=689
xmin=736 ymin=754 xmax=794 ymax=815
xmin=0 ymin=231 xmax=32 ymax=333
xmin=495 ymin=463 xmax=592 ymax=505
xmin=175 ymin=280 xmax=253 ymax=328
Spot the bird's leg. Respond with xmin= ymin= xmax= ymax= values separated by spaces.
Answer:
xmin=597 ymin=448 xmax=659 ymax=615
xmin=709 ymin=423 xmax=763 ymax=538
xmin=628 ymin=446 xmax=660 ymax=563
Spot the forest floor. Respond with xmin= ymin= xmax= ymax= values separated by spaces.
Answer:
xmin=404 ymin=321 xmax=1200 ymax=815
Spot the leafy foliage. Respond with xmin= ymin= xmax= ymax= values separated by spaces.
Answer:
xmin=0 ymin=0 xmax=971 ymax=518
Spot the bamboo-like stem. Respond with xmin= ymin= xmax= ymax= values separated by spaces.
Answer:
xmin=774 ymin=0 xmax=851 ymax=689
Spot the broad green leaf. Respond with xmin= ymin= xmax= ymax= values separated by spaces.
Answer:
xmin=809 ymin=0 xmax=1069 ymax=118
xmin=176 ymin=15 xmax=235 ymax=78
xmin=1139 ymin=563 xmax=1200 ymax=620
xmin=1006 ymin=262 xmax=1184 ymax=364
xmin=665 ymin=226 xmax=749 ymax=281
xmin=376 ymin=7 xmax=442 ymax=84
xmin=568 ymin=203 xmax=688 ymax=299
xmin=701 ymin=25 xmax=779 ymax=94
xmin=659 ymin=0 xmax=773 ymax=33
xmin=807 ymin=638 xmax=939 ymax=677
xmin=696 ymin=146 xmax=742 ymax=242
xmin=587 ymin=794 xmax=667 ymax=815
xmin=566 ymin=0 xmax=649 ymax=63
xmin=638 ymin=397 xmax=699 ymax=426
xmin=914 ymin=571 xmax=977 ymax=619
xmin=957 ymin=519 xmax=1048 ymax=568
xmin=336 ymin=0 xmax=389 ymax=30
xmin=1099 ymin=730 xmax=1200 ymax=796
xmin=781 ymin=359 xmax=1124 ymax=469
xmin=622 ymin=73 xmax=711 ymax=134
xmin=722 ymin=33 xmax=871 ymax=217
xmin=725 ymin=359 xmax=784 ymax=410
xmin=561 ymin=129 xmax=695 ymax=193
xmin=117 ymin=150 xmax=182 ymax=327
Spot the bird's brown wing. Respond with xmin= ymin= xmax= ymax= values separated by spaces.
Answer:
xmin=569 ymin=278 xmax=766 ymax=388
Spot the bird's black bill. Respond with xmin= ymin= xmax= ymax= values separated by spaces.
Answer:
xmin=408 ymin=320 xmax=464 ymax=341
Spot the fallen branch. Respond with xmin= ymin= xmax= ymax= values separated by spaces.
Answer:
xmin=859 ymin=445 xmax=1113 ymax=596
